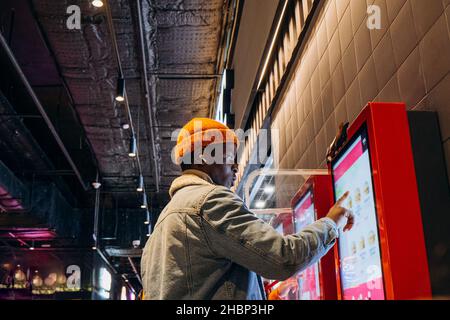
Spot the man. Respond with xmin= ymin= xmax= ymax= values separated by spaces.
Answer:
xmin=141 ymin=118 xmax=354 ymax=300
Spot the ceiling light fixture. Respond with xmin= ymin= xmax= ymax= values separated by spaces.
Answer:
xmin=128 ymin=136 xmax=137 ymax=158
xmin=137 ymin=175 xmax=144 ymax=192
xmin=140 ymin=194 xmax=148 ymax=209
xmin=257 ymin=0 xmax=289 ymax=90
xmin=144 ymin=209 xmax=150 ymax=225
xmin=92 ymin=0 xmax=104 ymax=8
xmin=255 ymin=200 xmax=266 ymax=209
xmin=263 ymin=185 xmax=275 ymax=194
xmin=122 ymin=123 xmax=130 ymax=130
xmin=115 ymin=77 xmax=125 ymax=102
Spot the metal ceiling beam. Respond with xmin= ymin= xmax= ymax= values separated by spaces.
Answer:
xmin=127 ymin=256 xmax=142 ymax=285
xmin=0 ymin=33 xmax=89 ymax=191
xmin=136 ymin=0 xmax=160 ymax=193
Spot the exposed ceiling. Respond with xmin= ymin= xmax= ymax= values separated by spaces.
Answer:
xmin=0 ymin=0 xmax=235 ymax=291
xmin=27 ymin=0 xmax=232 ymax=195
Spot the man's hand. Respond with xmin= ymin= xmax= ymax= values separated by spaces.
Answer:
xmin=326 ymin=191 xmax=355 ymax=232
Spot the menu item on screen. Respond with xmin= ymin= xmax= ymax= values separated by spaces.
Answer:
xmin=332 ymin=128 xmax=385 ymax=300
xmin=293 ymin=190 xmax=321 ymax=300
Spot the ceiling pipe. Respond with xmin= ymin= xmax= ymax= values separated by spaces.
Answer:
xmin=136 ymin=0 xmax=160 ymax=193
xmin=0 ymin=33 xmax=89 ymax=191
xmin=104 ymin=0 xmax=159 ymax=199
xmin=127 ymin=256 xmax=142 ymax=285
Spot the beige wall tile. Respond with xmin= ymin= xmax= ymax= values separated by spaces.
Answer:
xmin=291 ymin=102 xmax=299 ymax=142
xmin=328 ymin=28 xmax=342 ymax=73
xmin=336 ymin=0 xmax=352 ymax=21
xmin=286 ymin=146 xmax=294 ymax=169
xmin=324 ymin=112 xmax=338 ymax=146
xmin=296 ymin=93 xmax=305 ymax=125
xmin=346 ymin=78 xmax=363 ymax=123
xmin=385 ymin=0 xmax=407 ymax=24
xmin=326 ymin=0 xmax=339 ymax=41
xmin=350 ymin=0 xmax=369 ymax=32
xmin=419 ymin=14 xmax=450 ymax=92
xmin=358 ymin=56 xmax=379 ymax=105
xmin=342 ymin=40 xmax=358 ymax=89
xmin=410 ymin=0 xmax=445 ymax=39
xmin=339 ymin=5 xmax=354 ymax=53
xmin=446 ymin=6 xmax=450 ymax=38
xmin=354 ymin=19 xmax=373 ymax=72
xmin=304 ymin=113 xmax=315 ymax=146
xmin=397 ymin=47 xmax=426 ymax=109
xmin=322 ymin=80 xmax=335 ymax=120
xmin=332 ymin=62 xmax=346 ymax=105
xmin=313 ymin=98 xmax=324 ymax=135
xmin=390 ymin=2 xmax=419 ymax=67
xmin=334 ymin=97 xmax=348 ymax=127
xmin=298 ymin=123 xmax=308 ymax=156
xmin=265 ymin=0 xmax=449 ymax=175
xmin=311 ymin=68 xmax=321 ymax=104
xmin=369 ymin=0 xmax=389 ymax=50
xmin=376 ymin=73 xmax=401 ymax=102
xmin=372 ymin=30 xmax=396 ymax=88
xmin=315 ymin=128 xmax=327 ymax=167
xmin=303 ymin=83 xmax=313 ymax=119
xmin=317 ymin=19 xmax=329 ymax=59
xmin=319 ymin=50 xmax=331 ymax=90
xmin=307 ymin=140 xmax=318 ymax=168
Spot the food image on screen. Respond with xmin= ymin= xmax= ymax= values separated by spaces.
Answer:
xmin=293 ymin=190 xmax=321 ymax=300
xmin=332 ymin=127 xmax=385 ymax=300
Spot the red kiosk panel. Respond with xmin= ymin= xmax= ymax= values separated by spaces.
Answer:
xmin=330 ymin=102 xmax=431 ymax=300
xmin=293 ymin=188 xmax=321 ymax=300
xmin=290 ymin=175 xmax=337 ymax=300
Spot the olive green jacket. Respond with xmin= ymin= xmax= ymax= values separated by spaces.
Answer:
xmin=141 ymin=169 xmax=338 ymax=300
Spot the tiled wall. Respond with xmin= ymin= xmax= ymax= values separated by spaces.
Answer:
xmin=270 ymin=0 xmax=450 ymax=183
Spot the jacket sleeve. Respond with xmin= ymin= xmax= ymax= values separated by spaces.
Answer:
xmin=200 ymin=186 xmax=339 ymax=281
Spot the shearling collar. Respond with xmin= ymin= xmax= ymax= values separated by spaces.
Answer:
xmin=168 ymin=169 xmax=214 ymax=198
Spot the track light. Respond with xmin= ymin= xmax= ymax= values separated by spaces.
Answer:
xmin=263 ymin=185 xmax=275 ymax=194
xmin=144 ymin=209 xmax=150 ymax=225
xmin=92 ymin=0 xmax=104 ymax=8
xmin=128 ymin=136 xmax=137 ymax=158
xmin=140 ymin=194 xmax=148 ymax=209
xmin=116 ymin=77 xmax=125 ymax=102
xmin=255 ymin=200 xmax=266 ymax=209
xmin=137 ymin=175 xmax=144 ymax=192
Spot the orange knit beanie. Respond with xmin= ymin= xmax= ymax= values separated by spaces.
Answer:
xmin=174 ymin=118 xmax=239 ymax=165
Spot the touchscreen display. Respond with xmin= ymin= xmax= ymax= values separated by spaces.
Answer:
xmin=293 ymin=190 xmax=321 ymax=300
xmin=332 ymin=127 xmax=385 ymax=300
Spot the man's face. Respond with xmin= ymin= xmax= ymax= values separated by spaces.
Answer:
xmin=208 ymin=162 xmax=239 ymax=189
xmin=206 ymin=145 xmax=238 ymax=188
